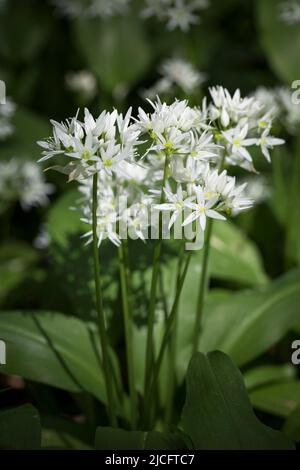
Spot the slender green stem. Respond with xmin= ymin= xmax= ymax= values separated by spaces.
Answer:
xmin=92 ymin=173 xmax=117 ymax=427
xmin=143 ymin=154 xmax=169 ymax=399
xmin=165 ymin=241 xmax=185 ymax=426
xmin=192 ymin=219 xmax=213 ymax=355
xmin=118 ymin=242 xmax=137 ymax=429
xmin=145 ymin=251 xmax=192 ymax=428
xmin=192 ymin=153 xmax=226 ymax=355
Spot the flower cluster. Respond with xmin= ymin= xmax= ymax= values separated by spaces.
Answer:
xmin=143 ymin=57 xmax=206 ymax=99
xmin=253 ymin=86 xmax=300 ymax=134
xmin=38 ymin=107 xmax=140 ymax=181
xmin=207 ymin=86 xmax=284 ymax=171
xmin=142 ymin=0 xmax=209 ymax=31
xmin=38 ymin=89 xmax=284 ymax=248
xmin=0 ymin=158 xmax=54 ymax=210
xmin=0 ymin=99 xmax=16 ymax=141
xmin=279 ymin=0 xmax=300 ymax=24
xmin=52 ymin=0 xmax=131 ymax=18
xmin=65 ymin=70 xmax=97 ymax=101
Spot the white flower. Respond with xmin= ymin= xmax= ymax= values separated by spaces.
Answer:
xmin=38 ymin=108 xmax=140 ymax=181
xmin=161 ymin=58 xmax=206 ymax=93
xmin=209 ymin=86 xmax=260 ymax=127
xmin=183 ymin=186 xmax=225 ymax=230
xmin=154 ymin=184 xmax=195 ymax=229
xmin=65 ymin=70 xmax=97 ymax=100
xmin=143 ymin=57 xmax=206 ymax=99
xmin=279 ymin=0 xmax=300 ymax=24
xmin=0 ymin=158 xmax=54 ymax=210
xmin=255 ymin=128 xmax=285 ymax=162
xmin=222 ymin=124 xmax=256 ymax=162
xmin=142 ymin=0 xmax=209 ymax=32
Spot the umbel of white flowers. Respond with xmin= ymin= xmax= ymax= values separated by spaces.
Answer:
xmin=0 ymin=158 xmax=54 ymax=210
xmin=38 ymin=87 xmax=284 ymax=247
xmin=143 ymin=57 xmax=206 ymax=99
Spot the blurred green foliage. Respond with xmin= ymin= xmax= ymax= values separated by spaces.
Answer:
xmin=0 ymin=0 xmax=300 ymax=450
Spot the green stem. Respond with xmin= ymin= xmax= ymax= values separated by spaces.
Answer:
xmin=118 ymin=242 xmax=137 ymax=429
xmin=145 ymin=251 xmax=192 ymax=428
xmin=192 ymin=219 xmax=213 ymax=355
xmin=143 ymin=154 xmax=169 ymax=399
xmin=92 ymin=173 xmax=117 ymax=428
xmin=192 ymin=153 xmax=226 ymax=355
xmin=164 ymin=241 xmax=185 ymax=426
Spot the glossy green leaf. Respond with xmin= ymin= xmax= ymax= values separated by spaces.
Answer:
xmin=181 ymin=352 xmax=294 ymax=449
xmin=250 ymin=382 xmax=300 ymax=418
xmin=0 ymin=404 xmax=41 ymax=450
xmin=256 ymin=0 xmax=300 ymax=83
xmin=244 ymin=364 xmax=296 ymax=391
xmin=47 ymin=190 xmax=83 ymax=247
xmin=0 ymin=310 xmax=123 ymax=412
xmin=95 ymin=427 xmax=186 ymax=450
xmin=199 ymin=268 xmax=300 ymax=366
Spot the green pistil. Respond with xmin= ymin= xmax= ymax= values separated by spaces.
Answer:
xmin=82 ymin=150 xmax=91 ymax=160
xmin=103 ymin=159 xmax=113 ymax=168
xmin=165 ymin=141 xmax=174 ymax=154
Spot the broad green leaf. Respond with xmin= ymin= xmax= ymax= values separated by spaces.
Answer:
xmin=47 ymin=191 xmax=119 ymax=319
xmin=0 ymin=311 xmax=124 ymax=414
xmin=0 ymin=242 xmax=39 ymax=303
xmin=199 ymin=268 xmax=300 ymax=366
xmin=244 ymin=364 xmax=296 ymax=391
xmin=181 ymin=352 xmax=294 ymax=450
xmin=95 ymin=427 xmax=186 ymax=450
xmin=0 ymin=404 xmax=41 ymax=450
xmin=250 ymin=382 xmax=300 ymax=418
xmin=209 ymin=220 xmax=268 ymax=285
xmin=256 ymin=0 xmax=300 ymax=83
xmin=47 ymin=190 xmax=83 ymax=247
xmin=73 ymin=13 xmax=151 ymax=93
xmin=282 ymin=404 xmax=300 ymax=442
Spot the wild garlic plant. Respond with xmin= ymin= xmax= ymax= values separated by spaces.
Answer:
xmin=38 ymin=86 xmax=284 ymax=429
